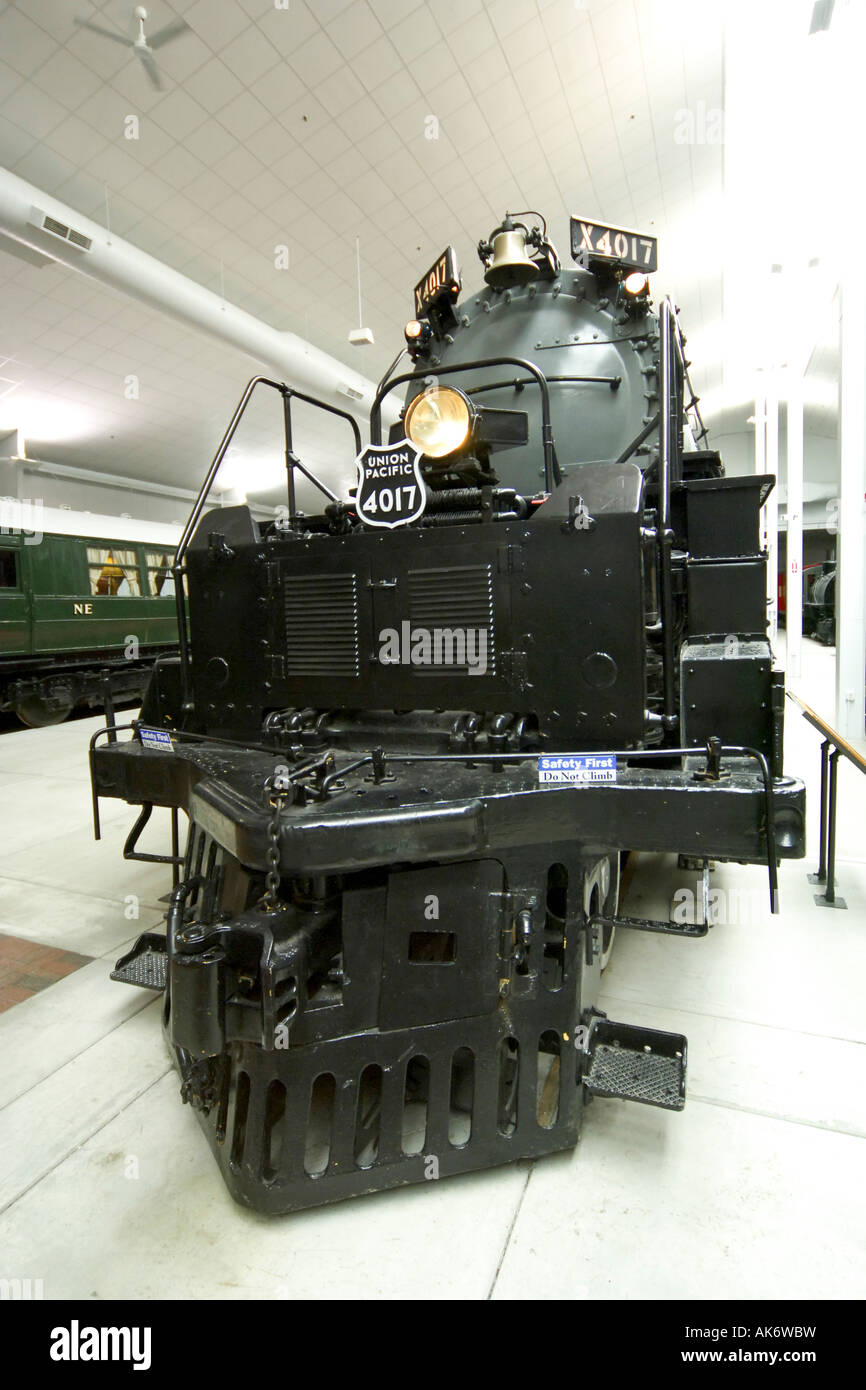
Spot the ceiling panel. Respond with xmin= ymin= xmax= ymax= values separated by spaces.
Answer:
xmin=0 ymin=0 xmax=823 ymax=507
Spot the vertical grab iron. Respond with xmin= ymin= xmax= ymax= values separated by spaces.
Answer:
xmin=658 ymin=297 xmax=685 ymax=734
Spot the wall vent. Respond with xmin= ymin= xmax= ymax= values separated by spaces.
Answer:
xmin=27 ymin=206 xmax=93 ymax=253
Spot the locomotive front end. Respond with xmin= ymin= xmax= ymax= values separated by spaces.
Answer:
xmin=92 ymin=212 xmax=805 ymax=1214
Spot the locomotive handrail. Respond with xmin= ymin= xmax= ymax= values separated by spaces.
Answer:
xmin=658 ymin=297 xmax=687 ymax=731
xmin=176 ymin=375 xmax=279 ymax=563
xmin=280 ymin=388 xmax=352 ymax=519
xmin=376 ymin=345 xmax=408 ymax=399
xmin=174 ymin=376 xmax=358 ymax=565
xmin=172 ymin=375 xmax=362 ymax=708
xmin=369 ymin=356 xmax=562 ymax=490
xmin=616 ymin=412 xmax=660 ymax=465
xmin=684 ymin=361 xmax=709 ymax=445
xmin=89 ymin=721 xmax=781 ymax=914
xmin=464 ymin=373 xmax=621 ymax=394
xmin=311 ymin=740 xmax=780 ymax=913
xmin=89 ymin=721 xmax=137 ymax=840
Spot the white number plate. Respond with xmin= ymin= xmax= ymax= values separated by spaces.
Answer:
xmin=570 ymin=217 xmax=657 ymax=273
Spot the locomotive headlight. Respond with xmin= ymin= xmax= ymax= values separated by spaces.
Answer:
xmin=404 ymin=385 xmax=473 ymax=460
xmin=624 ymin=271 xmax=649 ymax=295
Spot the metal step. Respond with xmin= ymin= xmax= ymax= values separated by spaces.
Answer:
xmin=111 ymin=932 xmax=168 ymax=991
xmin=584 ymin=1019 xmax=687 ymax=1111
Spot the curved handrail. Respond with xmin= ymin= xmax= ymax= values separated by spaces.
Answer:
xmin=369 ymin=355 xmax=561 ymax=490
xmin=171 ymin=375 xmax=362 ymax=706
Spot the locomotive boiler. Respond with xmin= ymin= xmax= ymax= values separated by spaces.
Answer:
xmin=91 ymin=212 xmax=806 ymax=1214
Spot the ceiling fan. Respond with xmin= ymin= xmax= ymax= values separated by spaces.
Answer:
xmin=74 ymin=6 xmax=190 ymax=90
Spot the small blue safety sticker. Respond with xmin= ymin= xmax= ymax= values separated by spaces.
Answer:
xmin=140 ymin=727 xmax=173 ymax=751
xmin=537 ymin=754 xmax=617 ymax=785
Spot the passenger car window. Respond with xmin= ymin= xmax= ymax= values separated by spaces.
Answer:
xmin=87 ymin=547 xmax=141 ymax=597
xmin=145 ymin=550 xmax=176 ymax=597
xmin=0 ymin=549 xmax=18 ymax=587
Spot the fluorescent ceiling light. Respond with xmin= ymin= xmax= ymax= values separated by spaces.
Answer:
xmin=0 ymin=393 xmax=95 ymax=443
xmin=215 ymin=448 xmax=285 ymax=497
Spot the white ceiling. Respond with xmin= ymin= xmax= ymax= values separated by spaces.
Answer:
xmin=0 ymin=0 xmax=850 ymax=509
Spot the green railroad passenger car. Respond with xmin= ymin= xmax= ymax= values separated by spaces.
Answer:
xmin=0 ymin=507 xmax=180 ymax=726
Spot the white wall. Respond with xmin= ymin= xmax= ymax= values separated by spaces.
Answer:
xmin=20 ymin=470 xmax=190 ymax=525
xmin=709 ymin=430 xmax=753 ymax=475
xmin=1 ymin=458 xmax=277 ymax=527
xmin=711 ymin=416 xmax=837 ymax=489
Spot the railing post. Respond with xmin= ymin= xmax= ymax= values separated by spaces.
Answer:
xmin=764 ymin=380 xmax=779 ymax=645
xmin=283 ymin=390 xmax=296 ymax=520
xmin=814 ymin=748 xmax=846 ymax=909
xmin=808 ymin=738 xmax=831 ymax=884
xmin=818 ymin=738 xmax=830 ymax=879
xmin=658 ymin=299 xmax=677 ymax=732
xmin=825 ymin=751 xmax=839 ymax=904
xmin=101 ymin=668 xmax=117 ymax=742
xmin=171 ymin=807 xmax=180 ymax=890
xmin=787 ymin=690 xmax=863 ymax=913
xmin=785 ymin=373 xmax=804 ymax=681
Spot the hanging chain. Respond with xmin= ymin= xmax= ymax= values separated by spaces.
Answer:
xmin=262 ymin=779 xmax=287 ymax=911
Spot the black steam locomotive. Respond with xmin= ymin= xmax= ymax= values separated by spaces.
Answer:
xmin=803 ymin=562 xmax=836 ymax=645
xmin=92 ymin=212 xmax=805 ymax=1214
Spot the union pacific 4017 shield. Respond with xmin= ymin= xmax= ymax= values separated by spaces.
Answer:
xmin=354 ymin=440 xmax=425 ymax=528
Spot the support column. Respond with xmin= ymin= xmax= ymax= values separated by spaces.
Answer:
xmin=836 ymin=265 xmax=866 ymax=740
xmin=754 ymin=385 xmax=766 ymax=478
xmin=786 ymin=375 xmax=804 ymax=682
xmin=765 ymin=382 xmax=779 ymax=646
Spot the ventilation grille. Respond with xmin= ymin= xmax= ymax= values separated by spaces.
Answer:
xmin=36 ymin=211 xmax=93 ymax=252
xmin=407 ymin=563 xmax=496 ymax=675
xmin=284 ymin=572 xmax=359 ymax=678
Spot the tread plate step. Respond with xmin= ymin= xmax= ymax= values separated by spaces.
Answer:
xmin=111 ymin=931 xmax=167 ymax=991
xmin=584 ymin=1019 xmax=686 ymax=1111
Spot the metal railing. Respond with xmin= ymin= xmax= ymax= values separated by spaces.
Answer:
xmin=171 ymin=375 xmax=361 ymax=708
xmin=89 ymin=723 xmax=782 ymax=913
xmin=168 ymin=306 xmax=690 ymax=735
xmin=657 ymin=297 xmax=687 ymax=731
xmin=369 ymin=355 xmax=561 ymax=490
xmin=787 ymin=690 xmax=865 ymax=909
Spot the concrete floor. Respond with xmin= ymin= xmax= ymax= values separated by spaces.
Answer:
xmin=0 ymin=636 xmax=864 ymax=1300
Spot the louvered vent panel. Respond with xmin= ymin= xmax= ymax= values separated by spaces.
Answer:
xmin=407 ymin=563 xmax=496 ymax=675
xmin=284 ymin=572 xmax=359 ymax=677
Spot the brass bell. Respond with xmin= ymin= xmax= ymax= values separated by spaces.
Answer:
xmin=484 ymin=227 xmax=539 ymax=289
